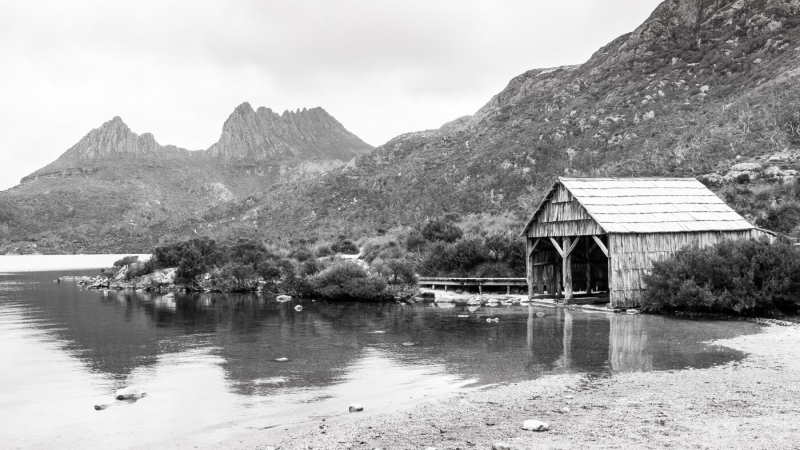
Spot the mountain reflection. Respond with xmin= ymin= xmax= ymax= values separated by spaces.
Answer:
xmin=3 ymin=271 xmax=758 ymax=398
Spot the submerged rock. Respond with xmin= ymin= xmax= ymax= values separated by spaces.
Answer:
xmin=115 ymin=388 xmax=147 ymax=401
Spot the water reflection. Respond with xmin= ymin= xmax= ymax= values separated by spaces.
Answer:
xmin=0 ymin=270 xmax=762 ymax=449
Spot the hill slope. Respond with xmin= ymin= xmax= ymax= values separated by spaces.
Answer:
xmin=195 ymin=0 xmax=800 ymax=242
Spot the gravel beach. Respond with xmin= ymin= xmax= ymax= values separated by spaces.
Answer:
xmin=216 ymin=321 xmax=800 ymax=450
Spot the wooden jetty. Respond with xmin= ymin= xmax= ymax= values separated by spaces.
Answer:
xmin=417 ymin=277 xmax=527 ymax=295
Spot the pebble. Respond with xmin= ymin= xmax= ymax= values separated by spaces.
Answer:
xmin=522 ymin=419 xmax=550 ymax=431
xmin=349 ymin=404 xmax=364 ymax=413
xmin=115 ymin=388 xmax=147 ymax=401
xmin=561 ymin=406 xmax=571 ymax=413
xmin=486 ymin=318 xmax=500 ymax=322
xmin=492 ymin=443 xmax=512 ymax=450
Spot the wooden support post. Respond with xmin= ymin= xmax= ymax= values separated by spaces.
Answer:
xmin=526 ymin=238 xmax=534 ymax=299
xmin=535 ymin=265 xmax=544 ymax=295
xmin=507 ymin=285 xmax=511 ymax=295
xmin=554 ymin=262 xmax=562 ymax=296
xmin=431 ymin=284 xmax=435 ymax=290
xmin=478 ymin=285 xmax=483 ymax=295
xmin=444 ymin=285 xmax=448 ymax=292
xmin=563 ymin=237 xmax=573 ymax=302
xmin=585 ymin=238 xmax=592 ymax=294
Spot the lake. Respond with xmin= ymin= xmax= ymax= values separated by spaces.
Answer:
xmin=0 ymin=259 xmax=762 ymax=449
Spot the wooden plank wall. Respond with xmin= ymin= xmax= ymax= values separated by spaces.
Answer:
xmin=609 ymin=229 xmax=764 ymax=307
xmin=527 ymin=184 xmax=604 ymax=238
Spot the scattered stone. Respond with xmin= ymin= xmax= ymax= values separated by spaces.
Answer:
xmin=115 ymin=388 xmax=147 ymax=401
xmin=276 ymin=295 xmax=292 ymax=302
xmin=457 ymin=315 xmax=469 ymax=318
xmin=522 ymin=419 xmax=550 ymax=431
xmin=94 ymin=403 xmax=111 ymax=411
xmin=486 ymin=318 xmax=500 ymax=323
xmin=561 ymin=407 xmax=571 ymax=413
xmin=492 ymin=442 xmax=512 ymax=450
xmin=349 ymin=404 xmax=364 ymax=413
xmin=294 ymin=305 xmax=303 ymax=311
xmin=402 ymin=342 xmax=416 ymax=347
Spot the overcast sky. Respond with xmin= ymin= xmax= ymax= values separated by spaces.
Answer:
xmin=0 ymin=0 xmax=662 ymax=191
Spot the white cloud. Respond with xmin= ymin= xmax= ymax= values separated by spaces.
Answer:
xmin=0 ymin=0 xmax=661 ymax=190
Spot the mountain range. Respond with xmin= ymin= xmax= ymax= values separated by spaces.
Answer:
xmin=3 ymin=0 xmax=800 ymax=254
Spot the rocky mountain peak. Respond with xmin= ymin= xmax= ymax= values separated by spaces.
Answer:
xmin=59 ymin=116 xmax=188 ymax=161
xmin=207 ymin=103 xmax=373 ymax=162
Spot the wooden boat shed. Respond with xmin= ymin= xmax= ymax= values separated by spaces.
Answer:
xmin=521 ymin=177 xmax=772 ymax=308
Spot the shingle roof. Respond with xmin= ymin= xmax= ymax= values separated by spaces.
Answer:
xmin=523 ymin=177 xmax=755 ymax=234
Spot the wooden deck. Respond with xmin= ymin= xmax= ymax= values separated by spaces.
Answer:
xmin=417 ymin=277 xmax=527 ymax=294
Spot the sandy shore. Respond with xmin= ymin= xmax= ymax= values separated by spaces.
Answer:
xmin=219 ymin=320 xmax=800 ymax=450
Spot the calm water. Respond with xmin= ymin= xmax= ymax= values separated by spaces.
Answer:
xmin=0 ymin=268 xmax=761 ymax=449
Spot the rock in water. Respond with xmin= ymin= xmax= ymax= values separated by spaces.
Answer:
xmin=276 ymin=295 xmax=292 ymax=302
xmin=521 ymin=419 xmax=550 ymax=431
xmin=348 ymin=404 xmax=364 ymax=412
xmin=115 ymin=388 xmax=147 ymax=401
xmin=274 ymin=357 xmax=290 ymax=362
xmin=294 ymin=305 xmax=303 ymax=311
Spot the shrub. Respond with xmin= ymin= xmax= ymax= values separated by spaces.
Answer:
xmin=331 ymin=239 xmax=359 ymax=254
xmin=405 ymin=230 xmax=427 ymax=252
xmin=309 ymin=261 xmax=388 ymax=300
xmin=384 ymin=259 xmax=417 ymax=285
xmin=641 ymin=239 xmax=800 ymax=316
xmin=113 ymin=255 xmax=139 ymax=268
xmin=421 ymin=219 xmax=463 ymax=243
xmin=315 ymin=244 xmax=334 ymax=257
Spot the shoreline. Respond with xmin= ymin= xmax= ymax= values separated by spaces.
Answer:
xmin=212 ymin=321 xmax=800 ymax=450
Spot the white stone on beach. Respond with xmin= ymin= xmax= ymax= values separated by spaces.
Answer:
xmin=349 ymin=404 xmax=364 ymax=412
xmin=522 ymin=419 xmax=550 ymax=431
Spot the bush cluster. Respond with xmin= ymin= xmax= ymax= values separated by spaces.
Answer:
xmin=642 ymin=238 xmax=800 ymax=316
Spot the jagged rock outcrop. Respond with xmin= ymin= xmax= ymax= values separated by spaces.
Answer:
xmin=61 ymin=116 xmax=193 ymax=160
xmin=207 ymin=102 xmax=372 ymax=162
